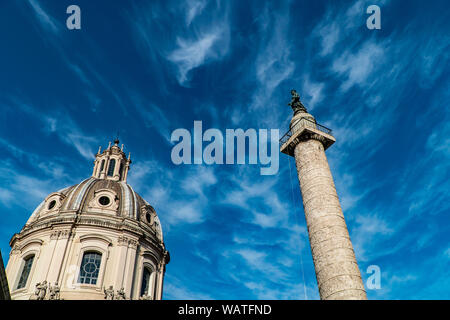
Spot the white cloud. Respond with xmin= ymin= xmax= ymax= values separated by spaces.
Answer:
xmin=301 ymin=76 xmax=325 ymax=110
xmin=166 ymin=201 xmax=204 ymax=224
xmin=27 ymin=0 xmax=59 ymax=34
xmin=128 ymin=91 xmax=172 ymax=143
xmin=164 ymin=280 xmax=213 ymax=300
xmin=181 ymin=166 xmax=217 ymax=195
xmin=312 ymin=0 xmax=367 ymax=57
xmin=332 ymin=41 xmax=384 ymax=92
xmin=351 ymin=214 xmax=394 ymax=261
xmin=255 ymin=13 xmax=294 ymax=95
xmin=9 ymin=97 xmax=97 ymax=160
xmin=137 ymin=165 xmax=218 ymax=227
xmin=66 ymin=63 xmax=92 ymax=86
xmin=221 ymin=173 xmax=297 ymax=230
xmin=240 ymin=3 xmax=296 ymax=130
xmin=0 ymin=187 xmax=14 ymax=206
xmin=168 ymin=28 xmax=229 ymax=85
xmin=445 ymin=248 xmax=450 ymax=259
xmin=315 ymin=21 xmax=341 ymax=56
xmin=185 ymin=0 xmax=207 ymax=26
xmin=252 ymin=212 xmax=281 ymax=228
xmin=388 ymin=273 xmax=417 ymax=284
xmin=235 ymin=248 xmax=288 ymax=281
xmin=0 ymin=162 xmax=59 ymax=209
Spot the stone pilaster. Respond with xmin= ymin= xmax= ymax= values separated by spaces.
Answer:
xmin=46 ymin=229 xmax=71 ymax=284
xmin=122 ymin=238 xmax=138 ymax=298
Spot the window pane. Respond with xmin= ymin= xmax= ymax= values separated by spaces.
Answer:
xmin=78 ymin=252 xmax=102 ymax=285
xmin=140 ymin=268 xmax=151 ymax=296
xmin=17 ymin=255 xmax=34 ymax=289
xmin=119 ymin=163 xmax=124 ymax=180
xmin=107 ymin=159 xmax=115 ymax=177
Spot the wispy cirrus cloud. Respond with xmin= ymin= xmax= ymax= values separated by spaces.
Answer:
xmin=331 ymin=41 xmax=385 ymax=92
xmin=164 ymin=274 xmax=214 ymax=300
xmin=185 ymin=0 xmax=208 ymax=26
xmin=252 ymin=4 xmax=295 ymax=109
xmin=27 ymin=0 xmax=60 ymax=35
xmin=0 ymin=137 xmax=78 ymax=212
xmin=128 ymin=0 xmax=230 ymax=86
xmin=130 ymin=163 xmax=218 ymax=227
xmin=167 ymin=0 xmax=230 ymax=86
xmin=127 ymin=90 xmax=172 ymax=143
xmin=168 ymin=27 xmax=229 ymax=85
xmin=7 ymin=97 xmax=97 ymax=160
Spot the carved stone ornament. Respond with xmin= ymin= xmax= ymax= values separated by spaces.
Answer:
xmin=48 ymin=282 xmax=61 ymax=300
xmin=88 ymin=189 xmax=119 ymax=214
xmin=140 ymin=205 xmax=156 ymax=225
xmin=115 ymin=287 xmax=126 ymax=300
xmin=11 ymin=244 xmax=21 ymax=254
xmin=50 ymin=229 xmax=71 ymax=240
xmin=29 ymin=281 xmax=48 ymax=300
xmin=139 ymin=292 xmax=152 ymax=300
xmin=104 ymin=285 xmax=115 ymax=300
xmin=117 ymin=235 xmax=138 ymax=248
xmin=40 ymin=192 xmax=66 ymax=217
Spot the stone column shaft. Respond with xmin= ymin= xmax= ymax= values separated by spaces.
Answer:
xmin=294 ymin=138 xmax=366 ymax=300
xmin=280 ymin=106 xmax=367 ymax=300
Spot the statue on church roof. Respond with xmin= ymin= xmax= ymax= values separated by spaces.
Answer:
xmin=49 ymin=282 xmax=60 ymax=300
xmin=116 ymin=287 xmax=126 ymax=300
xmin=30 ymin=281 xmax=47 ymax=300
xmin=288 ymin=89 xmax=307 ymax=114
xmin=104 ymin=285 xmax=115 ymax=300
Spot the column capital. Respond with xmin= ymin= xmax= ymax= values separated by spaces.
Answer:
xmin=280 ymin=115 xmax=335 ymax=156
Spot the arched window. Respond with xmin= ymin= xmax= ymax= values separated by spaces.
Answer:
xmin=107 ymin=159 xmax=116 ymax=177
xmin=140 ymin=267 xmax=151 ymax=297
xmin=17 ymin=255 xmax=35 ymax=289
xmin=100 ymin=160 xmax=105 ymax=172
xmin=119 ymin=163 xmax=124 ymax=180
xmin=78 ymin=251 xmax=102 ymax=285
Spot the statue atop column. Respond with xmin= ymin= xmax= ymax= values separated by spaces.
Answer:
xmin=288 ymin=89 xmax=307 ymax=114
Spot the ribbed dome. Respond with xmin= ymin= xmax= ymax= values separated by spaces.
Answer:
xmin=25 ymin=177 xmax=163 ymax=242
xmin=8 ymin=140 xmax=169 ymax=301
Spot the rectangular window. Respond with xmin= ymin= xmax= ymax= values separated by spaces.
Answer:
xmin=140 ymin=267 xmax=151 ymax=297
xmin=17 ymin=255 xmax=34 ymax=289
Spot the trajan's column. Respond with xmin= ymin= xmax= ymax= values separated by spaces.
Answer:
xmin=280 ymin=90 xmax=367 ymax=300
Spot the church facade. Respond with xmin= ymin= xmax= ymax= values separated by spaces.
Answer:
xmin=5 ymin=140 xmax=169 ymax=300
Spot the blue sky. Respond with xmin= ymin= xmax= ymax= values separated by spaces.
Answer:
xmin=0 ymin=0 xmax=449 ymax=299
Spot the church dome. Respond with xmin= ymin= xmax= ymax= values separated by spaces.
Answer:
xmin=7 ymin=140 xmax=169 ymax=300
xmin=23 ymin=139 xmax=164 ymax=243
xmin=25 ymin=178 xmax=163 ymax=242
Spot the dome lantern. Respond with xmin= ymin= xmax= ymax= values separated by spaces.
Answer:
xmin=92 ymin=139 xmax=132 ymax=182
